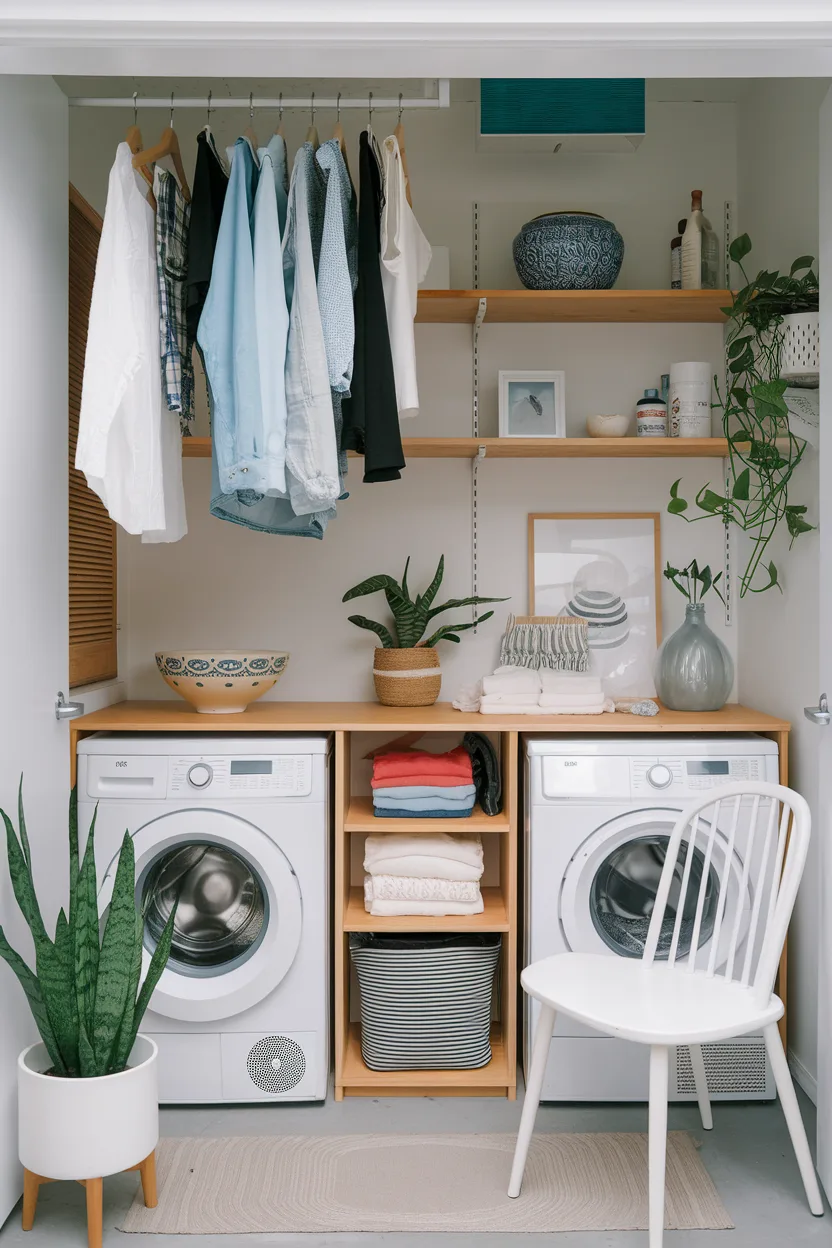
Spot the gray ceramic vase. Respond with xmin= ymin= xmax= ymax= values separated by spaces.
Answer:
xmin=654 ymin=603 xmax=733 ymax=712
xmin=512 ymin=211 xmax=624 ymax=291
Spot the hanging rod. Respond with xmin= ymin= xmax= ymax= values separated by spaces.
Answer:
xmin=68 ymin=84 xmax=450 ymax=111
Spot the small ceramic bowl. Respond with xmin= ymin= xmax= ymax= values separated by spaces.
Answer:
xmin=155 ymin=651 xmax=290 ymax=714
xmin=586 ymin=413 xmax=631 ymax=438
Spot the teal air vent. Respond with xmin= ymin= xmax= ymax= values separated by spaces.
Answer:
xmin=478 ymin=79 xmax=645 ymax=153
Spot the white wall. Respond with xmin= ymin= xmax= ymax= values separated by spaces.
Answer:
xmin=0 ymin=77 xmax=69 ymax=1223
xmin=67 ymin=87 xmax=738 ymax=702
xmin=735 ymin=78 xmax=827 ymax=1099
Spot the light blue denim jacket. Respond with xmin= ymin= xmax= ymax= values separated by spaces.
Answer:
xmin=282 ymin=143 xmax=341 ymax=516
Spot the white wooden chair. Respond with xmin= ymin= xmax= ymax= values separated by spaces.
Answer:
xmin=508 ymin=781 xmax=824 ymax=1246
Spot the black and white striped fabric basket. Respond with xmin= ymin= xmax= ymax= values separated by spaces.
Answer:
xmin=349 ymin=932 xmax=501 ymax=1071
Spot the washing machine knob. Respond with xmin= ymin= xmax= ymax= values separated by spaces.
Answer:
xmin=647 ymin=764 xmax=673 ymax=789
xmin=187 ymin=763 xmax=213 ymax=789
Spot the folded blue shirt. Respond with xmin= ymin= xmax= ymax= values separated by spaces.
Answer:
xmin=372 ymin=784 xmax=477 ymax=802
xmin=373 ymin=806 xmax=475 ymax=819
xmin=373 ymin=794 xmax=477 ymax=811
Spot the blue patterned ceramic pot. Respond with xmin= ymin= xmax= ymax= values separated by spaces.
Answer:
xmin=155 ymin=650 xmax=289 ymax=713
xmin=512 ymin=211 xmax=624 ymax=290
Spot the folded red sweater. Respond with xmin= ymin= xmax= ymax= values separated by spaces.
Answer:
xmin=371 ymin=746 xmax=473 ymax=788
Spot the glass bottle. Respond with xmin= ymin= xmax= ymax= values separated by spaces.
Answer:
xmin=681 ymin=191 xmax=720 ymax=291
xmin=654 ymin=603 xmax=733 ymax=711
xmin=670 ymin=218 xmax=685 ymax=290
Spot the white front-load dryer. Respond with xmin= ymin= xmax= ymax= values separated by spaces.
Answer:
xmin=77 ymin=734 xmax=330 ymax=1104
xmin=524 ymin=734 xmax=779 ymax=1103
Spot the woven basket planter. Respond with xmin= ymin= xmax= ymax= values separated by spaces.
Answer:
xmin=373 ymin=647 xmax=441 ymax=707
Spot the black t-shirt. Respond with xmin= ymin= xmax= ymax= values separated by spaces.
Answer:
xmin=186 ymin=130 xmax=229 ymax=349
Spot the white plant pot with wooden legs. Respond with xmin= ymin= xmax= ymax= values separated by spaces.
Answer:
xmin=18 ymin=1035 xmax=159 ymax=1248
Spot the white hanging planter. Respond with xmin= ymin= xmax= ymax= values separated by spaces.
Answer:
xmin=780 ymin=311 xmax=819 ymax=387
xmin=18 ymin=1035 xmax=159 ymax=1181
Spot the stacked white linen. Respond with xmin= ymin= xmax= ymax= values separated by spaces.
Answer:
xmin=479 ymin=667 xmax=543 ymax=713
xmin=464 ymin=664 xmax=616 ymax=715
xmin=539 ymin=670 xmax=607 ymax=713
xmin=363 ymin=832 xmax=485 ymax=916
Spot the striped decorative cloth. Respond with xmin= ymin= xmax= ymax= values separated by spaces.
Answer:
xmin=498 ymin=614 xmax=589 ymax=671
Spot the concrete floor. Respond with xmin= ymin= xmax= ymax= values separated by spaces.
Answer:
xmin=1 ymin=1085 xmax=827 ymax=1248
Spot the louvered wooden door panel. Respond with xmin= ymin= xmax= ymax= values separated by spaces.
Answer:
xmin=69 ymin=185 xmax=117 ymax=688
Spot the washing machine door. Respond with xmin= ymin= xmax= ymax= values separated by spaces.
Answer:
xmin=98 ymin=808 xmax=302 ymax=1022
xmin=560 ymin=807 xmax=752 ymax=970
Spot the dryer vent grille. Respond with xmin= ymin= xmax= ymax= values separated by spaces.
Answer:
xmin=247 ymin=1035 xmax=306 ymax=1094
xmin=676 ymin=1040 xmax=767 ymax=1096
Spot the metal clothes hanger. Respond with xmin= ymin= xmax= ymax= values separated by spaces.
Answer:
xmin=274 ymin=92 xmax=285 ymax=139
xmin=131 ymin=92 xmax=192 ymax=202
xmin=332 ymin=91 xmax=349 ymax=169
xmin=305 ymin=92 xmax=320 ymax=150
xmin=243 ymin=93 xmax=260 ymax=153
xmin=125 ymin=91 xmax=157 ymax=211
xmin=393 ymin=93 xmax=413 ymax=208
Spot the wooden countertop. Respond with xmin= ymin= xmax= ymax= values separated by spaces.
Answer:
xmin=70 ymin=700 xmax=790 ymax=736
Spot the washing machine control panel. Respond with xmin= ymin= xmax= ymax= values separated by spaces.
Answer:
xmin=631 ymin=755 xmax=764 ymax=796
xmin=169 ymin=755 xmax=313 ymax=798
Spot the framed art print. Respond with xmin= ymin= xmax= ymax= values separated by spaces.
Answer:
xmin=498 ymin=370 xmax=566 ymax=438
xmin=528 ymin=512 xmax=661 ymax=697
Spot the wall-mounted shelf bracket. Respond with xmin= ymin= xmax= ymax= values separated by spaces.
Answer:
xmin=475 ymin=445 xmax=487 ymax=461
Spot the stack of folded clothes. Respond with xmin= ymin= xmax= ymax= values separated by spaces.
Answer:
xmin=474 ymin=666 xmax=613 ymax=715
xmin=539 ymin=670 xmax=607 ymax=713
xmin=478 ymin=667 xmax=542 ymax=714
xmin=363 ymin=832 xmax=485 ymax=916
xmin=371 ymin=746 xmax=476 ymax=818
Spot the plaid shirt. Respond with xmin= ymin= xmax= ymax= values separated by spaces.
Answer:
xmin=154 ymin=167 xmax=194 ymax=432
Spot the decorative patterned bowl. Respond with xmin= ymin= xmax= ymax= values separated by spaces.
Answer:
xmin=512 ymin=211 xmax=624 ymax=291
xmin=155 ymin=651 xmax=290 ymax=713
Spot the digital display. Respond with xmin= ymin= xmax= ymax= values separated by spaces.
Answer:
xmin=230 ymin=760 xmax=273 ymax=775
xmin=686 ymin=761 xmax=730 ymax=775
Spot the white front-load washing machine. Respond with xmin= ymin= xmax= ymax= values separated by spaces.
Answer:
xmin=524 ymin=734 xmax=779 ymax=1103
xmin=77 ymin=734 xmax=330 ymax=1104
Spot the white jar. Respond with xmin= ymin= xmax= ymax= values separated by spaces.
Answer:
xmin=636 ymin=389 xmax=667 ymax=437
xmin=668 ymin=361 xmax=712 ymax=438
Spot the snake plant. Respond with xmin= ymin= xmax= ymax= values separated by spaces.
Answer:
xmin=0 ymin=784 xmax=176 ymax=1078
xmin=343 ymin=555 xmax=508 ymax=648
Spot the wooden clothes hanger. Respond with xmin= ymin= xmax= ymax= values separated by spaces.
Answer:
xmin=125 ymin=94 xmax=157 ymax=211
xmin=131 ymin=95 xmax=191 ymax=202
xmin=393 ymin=95 xmax=413 ymax=208
xmin=305 ymin=93 xmax=320 ymax=150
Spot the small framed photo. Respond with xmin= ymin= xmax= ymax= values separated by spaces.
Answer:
xmin=498 ymin=370 xmax=566 ymax=439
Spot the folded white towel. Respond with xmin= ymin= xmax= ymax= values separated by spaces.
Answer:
xmin=479 ymin=692 xmax=540 ymax=707
xmin=365 ymin=897 xmax=485 ymax=917
xmin=364 ymin=832 xmax=483 ymax=871
xmin=478 ymin=702 xmax=544 ymax=715
xmin=539 ymin=671 xmax=603 ymax=695
xmin=364 ymin=874 xmax=481 ymax=903
xmin=481 ymin=667 xmax=542 ymax=696
xmin=539 ymin=691 xmax=606 ymax=708
xmin=366 ymin=854 xmax=484 ymax=882
xmin=452 ymin=681 xmax=482 ymax=712
xmin=539 ymin=698 xmax=616 ymax=716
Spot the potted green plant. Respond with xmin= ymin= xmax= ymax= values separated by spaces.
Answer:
xmin=655 ymin=560 xmax=734 ymax=712
xmin=342 ymin=555 xmax=507 ymax=706
xmin=668 ymin=236 xmax=816 ymax=596
xmin=0 ymin=786 xmax=176 ymax=1231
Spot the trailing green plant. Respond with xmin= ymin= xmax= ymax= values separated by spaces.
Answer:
xmin=0 ymin=783 xmax=177 ymax=1078
xmin=668 ymin=235 xmax=816 ymax=596
xmin=663 ymin=559 xmax=725 ymax=606
xmin=343 ymin=555 xmax=508 ymax=648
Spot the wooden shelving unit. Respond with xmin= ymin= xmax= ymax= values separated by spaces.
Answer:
xmin=69 ymin=703 xmax=791 ymax=1089
xmin=183 ymin=435 xmax=733 ymax=461
xmin=415 ymin=288 xmax=731 ymax=324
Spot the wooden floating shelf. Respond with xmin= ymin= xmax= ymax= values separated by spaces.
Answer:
xmin=341 ymin=1023 xmax=510 ymax=1093
xmin=344 ymin=886 xmax=508 ymax=933
xmin=344 ymin=795 xmax=510 ymax=834
xmin=415 ymin=288 xmax=731 ymax=324
xmin=183 ymin=436 xmax=733 ymax=461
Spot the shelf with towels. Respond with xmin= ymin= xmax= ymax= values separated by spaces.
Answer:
xmin=343 ymin=886 xmax=509 ymax=933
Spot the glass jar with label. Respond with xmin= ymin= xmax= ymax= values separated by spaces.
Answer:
xmin=668 ymin=362 xmax=712 ymax=438
xmin=636 ymin=389 xmax=668 ymax=437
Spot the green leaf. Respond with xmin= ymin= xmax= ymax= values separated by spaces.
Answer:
xmin=111 ymin=911 xmax=144 ymax=1073
xmin=422 ymin=613 xmax=495 ymax=648
xmin=18 ymin=778 xmax=31 ymax=872
xmin=93 ymin=831 xmax=139 ymax=1073
xmin=0 ymin=925 xmax=66 ymax=1074
xmin=697 ymin=488 xmax=727 ymax=513
xmin=426 ymin=594 xmax=509 ymax=620
xmin=38 ymin=909 xmax=79 ymax=1075
xmin=785 ymin=505 xmax=815 ymax=543
xmin=727 ymin=335 xmax=753 ymax=359
xmin=130 ymin=904 xmax=179 ymax=1055
xmin=74 ymin=808 xmax=100 ymax=1040
xmin=347 ymin=615 xmax=396 ymax=648
xmin=732 ymin=468 xmax=751 ymax=501
xmin=729 ymin=233 xmax=752 ymax=264
xmin=384 ymin=587 xmax=425 ymax=648
xmin=729 ymin=347 xmax=754 ymax=374
xmin=790 ymin=255 xmax=815 ymax=275
xmin=77 ymin=1012 xmax=98 ymax=1078
xmin=2 ymin=808 xmax=50 ymax=951
xmin=418 ymin=555 xmax=445 ymax=612
xmin=667 ymin=498 xmax=688 ymax=515
xmin=342 ymin=574 xmax=403 ymax=603
xmin=68 ymin=787 xmax=79 ymax=899
xmin=401 ymin=556 xmax=411 ymax=602
xmin=669 ymin=478 xmax=682 ymax=499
